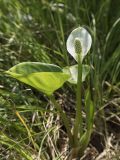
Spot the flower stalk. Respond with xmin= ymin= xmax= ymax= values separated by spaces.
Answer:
xmin=73 ymin=38 xmax=83 ymax=146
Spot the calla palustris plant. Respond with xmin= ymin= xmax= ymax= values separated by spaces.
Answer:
xmin=6 ymin=27 xmax=94 ymax=159
xmin=66 ymin=27 xmax=94 ymax=159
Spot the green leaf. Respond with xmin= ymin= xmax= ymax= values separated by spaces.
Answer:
xmin=63 ymin=64 xmax=90 ymax=84
xmin=105 ymin=18 xmax=120 ymax=56
xmin=79 ymin=91 xmax=94 ymax=152
xmin=85 ymin=90 xmax=94 ymax=130
xmin=5 ymin=62 xmax=70 ymax=95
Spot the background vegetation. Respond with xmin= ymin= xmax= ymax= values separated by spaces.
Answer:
xmin=0 ymin=0 xmax=120 ymax=159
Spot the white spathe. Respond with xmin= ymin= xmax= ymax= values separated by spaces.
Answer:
xmin=66 ymin=27 xmax=92 ymax=62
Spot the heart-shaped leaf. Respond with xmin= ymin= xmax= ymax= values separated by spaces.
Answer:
xmin=66 ymin=27 xmax=92 ymax=62
xmin=6 ymin=62 xmax=70 ymax=95
xmin=63 ymin=64 xmax=90 ymax=84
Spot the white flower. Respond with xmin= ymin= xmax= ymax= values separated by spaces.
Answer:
xmin=66 ymin=27 xmax=92 ymax=62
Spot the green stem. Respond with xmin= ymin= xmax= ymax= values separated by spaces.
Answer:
xmin=73 ymin=54 xmax=83 ymax=146
xmin=49 ymin=94 xmax=73 ymax=146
